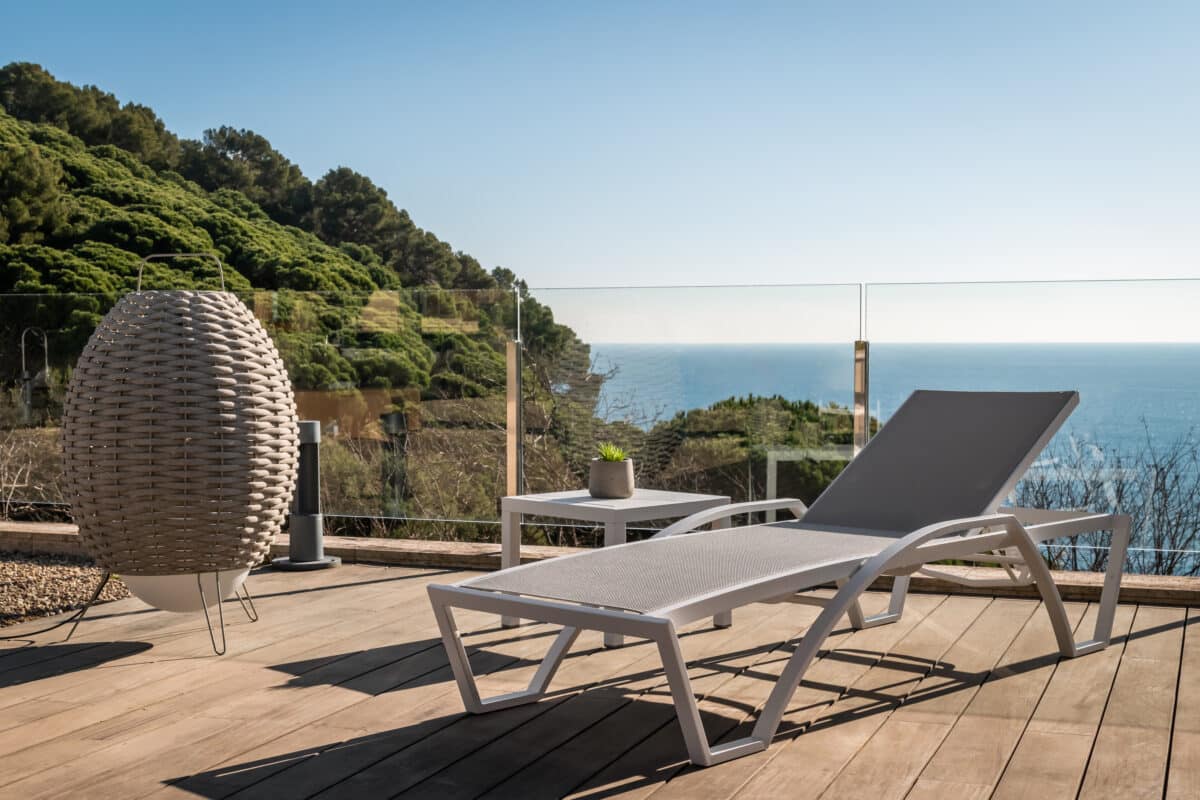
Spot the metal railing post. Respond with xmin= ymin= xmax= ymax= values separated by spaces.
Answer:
xmin=853 ymin=339 xmax=870 ymax=454
xmin=506 ymin=339 xmax=524 ymax=497
xmin=853 ymin=284 xmax=870 ymax=454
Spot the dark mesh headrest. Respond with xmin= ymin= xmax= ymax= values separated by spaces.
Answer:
xmin=803 ymin=390 xmax=1077 ymax=533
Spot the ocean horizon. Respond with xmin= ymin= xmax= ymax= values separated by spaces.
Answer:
xmin=593 ymin=342 xmax=1200 ymax=455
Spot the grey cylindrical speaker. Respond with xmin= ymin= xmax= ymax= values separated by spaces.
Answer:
xmin=272 ymin=420 xmax=340 ymax=571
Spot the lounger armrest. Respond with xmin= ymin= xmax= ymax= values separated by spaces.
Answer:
xmin=1000 ymin=505 xmax=1110 ymax=526
xmin=890 ymin=513 xmax=1020 ymax=568
xmin=652 ymin=499 xmax=808 ymax=539
xmin=999 ymin=506 xmax=1131 ymax=544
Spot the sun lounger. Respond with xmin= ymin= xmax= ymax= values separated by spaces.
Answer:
xmin=427 ymin=390 xmax=1131 ymax=766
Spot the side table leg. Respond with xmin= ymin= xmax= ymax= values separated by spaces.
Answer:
xmin=604 ymin=520 xmax=627 ymax=648
xmin=501 ymin=509 xmax=521 ymax=628
xmin=712 ymin=515 xmax=733 ymax=628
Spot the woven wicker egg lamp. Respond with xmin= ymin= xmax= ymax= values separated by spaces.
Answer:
xmin=61 ymin=254 xmax=299 ymax=654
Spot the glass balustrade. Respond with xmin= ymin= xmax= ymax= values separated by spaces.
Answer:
xmin=4 ymin=278 xmax=1199 ymax=574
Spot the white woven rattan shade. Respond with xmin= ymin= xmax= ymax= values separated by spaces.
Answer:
xmin=62 ymin=290 xmax=299 ymax=575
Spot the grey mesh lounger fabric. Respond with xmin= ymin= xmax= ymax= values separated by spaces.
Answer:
xmin=464 ymin=524 xmax=900 ymax=613
xmin=426 ymin=391 xmax=1132 ymax=767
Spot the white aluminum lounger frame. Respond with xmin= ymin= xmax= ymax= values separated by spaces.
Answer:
xmin=427 ymin=391 xmax=1132 ymax=767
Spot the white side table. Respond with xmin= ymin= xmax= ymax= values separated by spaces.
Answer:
xmin=500 ymin=488 xmax=731 ymax=647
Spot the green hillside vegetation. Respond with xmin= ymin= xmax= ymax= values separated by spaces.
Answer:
xmin=0 ymin=62 xmax=580 ymax=400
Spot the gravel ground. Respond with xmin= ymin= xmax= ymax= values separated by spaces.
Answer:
xmin=0 ymin=551 xmax=130 ymax=628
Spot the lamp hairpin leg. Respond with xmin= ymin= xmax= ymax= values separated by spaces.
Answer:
xmin=197 ymin=571 xmax=227 ymax=656
xmin=63 ymin=569 xmax=111 ymax=642
xmin=233 ymin=583 xmax=258 ymax=622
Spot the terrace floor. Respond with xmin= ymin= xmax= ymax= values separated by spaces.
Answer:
xmin=0 ymin=563 xmax=1196 ymax=800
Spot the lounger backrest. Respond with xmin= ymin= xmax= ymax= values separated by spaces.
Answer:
xmin=802 ymin=390 xmax=1077 ymax=533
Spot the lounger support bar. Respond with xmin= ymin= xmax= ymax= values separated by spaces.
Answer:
xmin=653 ymin=499 xmax=809 ymax=539
xmin=428 ymin=509 xmax=1130 ymax=767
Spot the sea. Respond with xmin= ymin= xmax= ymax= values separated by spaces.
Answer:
xmin=592 ymin=343 xmax=1200 ymax=455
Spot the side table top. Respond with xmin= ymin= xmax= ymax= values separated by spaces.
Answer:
xmin=501 ymin=488 xmax=730 ymax=522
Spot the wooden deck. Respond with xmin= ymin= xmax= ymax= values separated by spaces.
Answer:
xmin=0 ymin=563 xmax=1195 ymax=799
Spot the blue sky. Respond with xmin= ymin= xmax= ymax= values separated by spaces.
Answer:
xmin=3 ymin=1 xmax=1199 ymax=292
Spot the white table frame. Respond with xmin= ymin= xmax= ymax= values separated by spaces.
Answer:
xmin=500 ymin=489 xmax=731 ymax=646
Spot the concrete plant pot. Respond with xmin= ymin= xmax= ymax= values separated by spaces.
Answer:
xmin=589 ymin=458 xmax=635 ymax=499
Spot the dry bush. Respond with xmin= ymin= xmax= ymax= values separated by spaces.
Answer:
xmin=404 ymin=427 xmax=505 ymax=540
xmin=319 ymin=435 xmax=388 ymax=517
xmin=1015 ymin=429 xmax=1200 ymax=576
xmin=0 ymin=425 xmax=65 ymax=517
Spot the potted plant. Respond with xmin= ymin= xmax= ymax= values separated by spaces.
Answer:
xmin=589 ymin=442 xmax=635 ymax=499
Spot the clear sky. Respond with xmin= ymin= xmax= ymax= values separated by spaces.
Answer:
xmin=3 ymin=1 xmax=1198 ymax=296
xmin=531 ymin=280 xmax=1200 ymax=343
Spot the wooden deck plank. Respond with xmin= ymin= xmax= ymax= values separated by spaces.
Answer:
xmin=723 ymin=595 xmax=991 ymax=800
xmin=903 ymin=600 xmax=1089 ymax=800
xmin=0 ymin=560 xmax=391 ymax=644
xmin=18 ymin=594 xmax=506 ymax=800
xmin=0 ymin=564 xmax=1190 ymax=800
xmin=0 ymin=565 xmax=457 ymax=713
xmin=582 ymin=593 xmax=948 ymax=800
xmin=816 ymin=597 xmax=1037 ymax=799
xmin=1167 ymin=607 xmax=1200 ymax=800
xmin=0 ymin=697 xmax=76 ymax=733
xmin=0 ymin=567 xmax=447 ymax=769
xmin=144 ymin=620 xmax=584 ymax=799
xmin=989 ymin=602 xmax=1138 ymax=800
xmin=0 ymin=577 xmax=432 ymax=717
xmin=72 ymin=618 xmax=569 ymax=799
xmin=1078 ymin=604 xmax=1187 ymax=799
xmin=0 ymin=567 xmax=465 ymax=793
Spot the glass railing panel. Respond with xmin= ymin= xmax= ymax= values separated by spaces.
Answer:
xmin=520 ymin=284 xmax=861 ymax=545
xmin=0 ymin=292 xmax=118 ymax=516
xmin=246 ymin=288 xmax=516 ymax=537
xmin=0 ymin=288 xmax=518 ymax=539
xmin=865 ymin=279 xmax=1200 ymax=575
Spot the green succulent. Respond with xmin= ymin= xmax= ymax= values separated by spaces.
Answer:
xmin=596 ymin=442 xmax=628 ymax=462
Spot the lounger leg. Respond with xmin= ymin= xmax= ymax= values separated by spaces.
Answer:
xmin=432 ymin=598 xmax=483 ymax=710
xmin=655 ymin=627 xmax=714 ymax=765
xmin=527 ymin=625 xmax=582 ymax=696
xmin=840 ymin=576 xmax=907 ymax=630
xmin=751 ymin=594 xmax=849 ymax=745
xmin=604 ymin=520 xmax=628 ymax=647
xmin=652 ymin=623 xmax=769 ymax=766
xmin=879 ymin=575 xmax=910 ymax=624
xmin=500 ymin=509 xmax=522 ymax=629
xmin=1005 ymin=525 xmax=1110 ymax=658
xmin=431 ymin=594 xmax=580 ymax=713
xmin=712 ymin=517 xmax=733 ymax=629
xmin=681 ymin=577 xmax=880 ymax=764
xmin=1025 ymin=514 xmax=1130 ymax=657
xmin=730 ymin=515 xmax=1129 ymax=761
xmin=1088 ymin=514 xmax=1131 ymax=650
